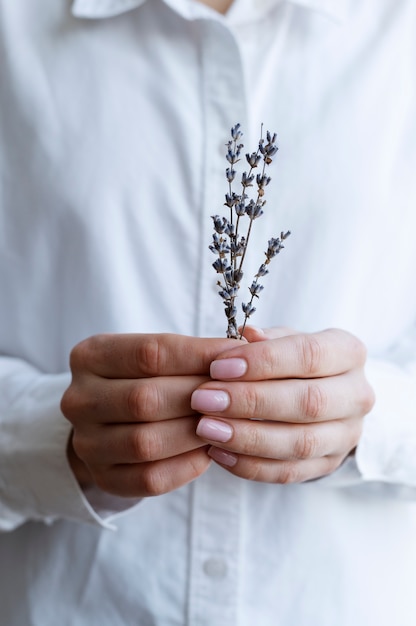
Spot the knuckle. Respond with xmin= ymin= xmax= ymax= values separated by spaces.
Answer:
xmin=299 ymin=334 xmax=323 ymax=376
xmin=186 ymin=452 xmax=209 ymax=481
xmin=135 ymin=337 xmax=163 ymax=377
xmin=293 ymin=428 xmax=319 ymax=460
xmin=300 ymin=383 xmax=327 ymax=421
xmin=69 ymin=334 xmax=105 ymax=371
xmin=60 ymin=386 xmax=77 ymax=420
xmin=61 ymin=379 xmax=102 ymax=422
xmin=127 ymin=381 xmax=161 ymax=421
xmin=140 ymin=465 xmax=169 ymax=497
xmin=240 ymin=425 xmax=263 ymax=455
xmin=360 ymin=381 xmax=376 ymax=415
xmin=68 ymin=339 xmax=90 ymax=372
xmin=240 ymin=384 xmax=263 ymax=418
xmin=60 ymin=383 xmax=93 ymax=422
xmin=130 ymin=426 xmax=162 ymax=462
xmin=244 ymin=458 xmax=263 ymax=481
xmin=277 ymin=462 xmax=299 ymax=484
xmin=71 ymin=430 xmax=89 ymax=461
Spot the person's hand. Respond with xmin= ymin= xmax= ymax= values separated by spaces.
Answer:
xmin=191 ymin=327 xmax=375 ymax=483
xmin=61 ymin=333 xmax=234 ymax=497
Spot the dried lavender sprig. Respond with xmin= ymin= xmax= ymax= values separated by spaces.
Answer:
xmin=210 ymin=124 xmax=290 ymax=339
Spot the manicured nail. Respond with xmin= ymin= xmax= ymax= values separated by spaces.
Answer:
xmin=191 ymin=389 xmax=230 ymax=412
xmin=210 ymin=358 xmax=247 ymax=380
xmin=196 ymin=418 xmax=233 ymax=443
xmin=240 ymin=325 xmax=265 ymax=336
xmin=208 ymin=447 xmax=238 ymax=467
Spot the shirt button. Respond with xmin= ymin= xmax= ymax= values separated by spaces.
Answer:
xmin=203 ymin=557 xmax=228 ymax=579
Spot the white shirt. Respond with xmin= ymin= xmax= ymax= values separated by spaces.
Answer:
xmin=1 ymin=0 xmax=416 ymax=624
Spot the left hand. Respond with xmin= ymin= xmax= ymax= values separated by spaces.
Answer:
xmin=191 ymin=327 xmax=375 ymax=483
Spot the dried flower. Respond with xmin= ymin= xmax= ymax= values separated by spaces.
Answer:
xmin=210 ymin=124 xmax=291 ymax=339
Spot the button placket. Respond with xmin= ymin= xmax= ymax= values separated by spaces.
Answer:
xmin=186 ymin=16 xmax=248 ymax=626
xmin=194 ymin=17 xmax=249 ymax=341
xmin=187 ymin=464 xmax=243 ymax=626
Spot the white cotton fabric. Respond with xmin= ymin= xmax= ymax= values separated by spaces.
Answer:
xmin=1 ymin=0 xmax=416 ymax=624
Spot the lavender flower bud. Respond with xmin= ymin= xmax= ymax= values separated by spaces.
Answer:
xmin=241 ymin=172 xmax=255 ymax=187
xmin=224 ymin=221 xmax=236 ymax=237
xmin=212 ymin=258 xmax=229 ymax=273
xmin=224 ymin=268 xmax=234 ymax=283
xmin=249 ymin=282 xmax=264 ymax=297
xmin=256 ymin=264 xmax=269 ymax=277
xmin=230 ymin=238 xmax=246 ymax=256
xmin=227 ymin=323 xmax=239 ymax=340
xmin=265 ymin=144 xmax=278 ymax=157
xmin=245 ymin=200 xmax=263 ymax=219
xmin=224 ymin=192 xmax=239 ymax=208
xmin=231 ymin=123 xmax=242 ymax=141
xmin=225 ymin=304 xmax=238 ymax=320
xmin=209 ymin=234 xmax=230 ymax=255
xmin=233 ymin=269 xmax=244 ymax=283
xmin=226 ymin=149 xmax=236 ymax=164
xmin=246 ymin=152 xmax=262 ymax=168
xmin=219 ymin=285 xmax=239 ymax=300
xmin=226 ymin=167 xmax=236 ymax=182
xmin=242 ymin=302 xmax=256 ymax=317
xmin=252 ymin=204 xmax=263 ymax=219
xmin=256 ymin=174 xmax=271 ymax=187
xmin=245 ymin=199 xmax=256 ymax=217
xmin=211 ymin=215 xmax=226 ymax=234
xmin=266 ymin=237 xmax=283 ymax=258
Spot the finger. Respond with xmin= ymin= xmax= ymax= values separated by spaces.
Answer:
xmin=207 ymin=448 xmax=344 ymax=484
xmin=93 ymin=448 xmax=211 ymax=498
xmin=210 ymin=328 xmax=367 ymax=381
xmin=191 ymin=370 xmax=374 ymax=423
xmin=74 ymin=417 xmax=206 ymax=465
xmin=240 ymin=325 xmax=298 ymax=343
xmin=196 ymin=416 xmax=362 ymax=460
xmin=65 ymin=375 xmax=209 ymax=425
xmin=70 ymin=333 xmax=235 ymax=379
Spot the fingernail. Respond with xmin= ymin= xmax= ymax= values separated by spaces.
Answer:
xmin=208 ymin=447 xmax=238 ymax=467
xmin=240 ymin=325 xmax=265 ymax=336
xmin=210 ymin=358 xmax=247 ymax=380
xmin=191 ymin=389 xmax=230 ymax=412
xmin=196 ymin=418 xmax=233 ymax=443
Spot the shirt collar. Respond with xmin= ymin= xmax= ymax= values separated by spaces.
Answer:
xmin=290 ymin=0 xmax=348 ymax=22
xmin=71 ymin=0 xmax=147 ymax=19
xmin=71 ymin=0 xmax=348 ymax=23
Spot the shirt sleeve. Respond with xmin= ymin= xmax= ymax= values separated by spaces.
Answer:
xmin=0 ymin=357 xmax=141 ymax=531
xmin=318 ymin=325 xmax=416 ymax=497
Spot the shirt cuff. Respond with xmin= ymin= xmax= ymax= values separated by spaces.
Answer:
xmin=317 ymin=356 xmax=416 ymax=495
xmin=0 ymin=370 xmax=141 ymax=530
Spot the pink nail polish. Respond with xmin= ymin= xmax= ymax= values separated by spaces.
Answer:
xmin=196 ymin=418 xmax=233 ymax=443
xmin=191 ymin=389 xmax=230 ymax=412
xmin=208 ymin=447 xmax=238 ymax=467
xmin=210 ymin=358 xmax=247 ymax=380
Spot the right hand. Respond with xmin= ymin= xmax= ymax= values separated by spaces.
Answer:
xmin=61 ymin=333 xmax=234 ymax=498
